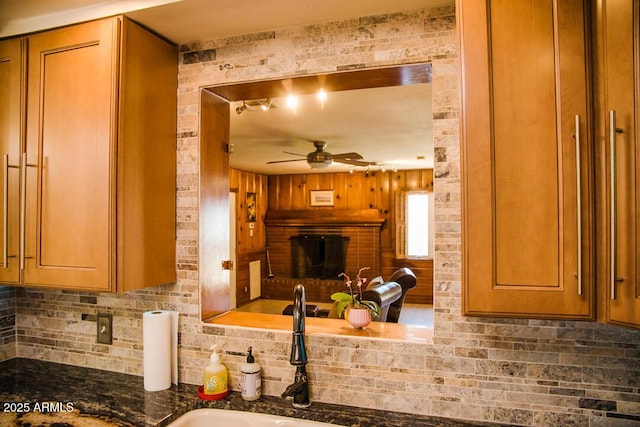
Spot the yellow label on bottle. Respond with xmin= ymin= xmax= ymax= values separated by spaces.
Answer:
xmin=204 ymin=371 xmax=228 ymax=395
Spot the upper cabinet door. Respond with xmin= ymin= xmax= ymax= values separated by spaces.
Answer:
xmin=459 ymin=0 xmax=594 ymax=318
xmin=24 ymin=19 xmax=118 ymax=290
xmin=0 ymin=38 xmax=24 ymax=285
xmin=599 ymin=0 xmax=640 ymax=328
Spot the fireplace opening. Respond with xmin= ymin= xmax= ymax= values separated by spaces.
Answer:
xmin=290 ymin=234 xmax=350 ymax=279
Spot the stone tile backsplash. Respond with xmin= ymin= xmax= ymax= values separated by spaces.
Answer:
xmin=0 ymin=286 xmax=15 ymax=361
xmin=2 ymin=4 xmax=639 ymax=426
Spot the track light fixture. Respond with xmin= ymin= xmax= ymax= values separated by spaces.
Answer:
xmin=235 ymin=102 xmax=247 ymax=115
xmin=259 ymin=98 xmax=272 ymax=111
xmin=235 ymin=99 xmax=272 ymax=115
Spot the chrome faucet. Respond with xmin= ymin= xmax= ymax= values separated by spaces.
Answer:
xmin=281 ymin=283 xmax=311 ymax=408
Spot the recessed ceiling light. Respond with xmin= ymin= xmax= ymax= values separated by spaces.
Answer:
xmin=286 ymin=95 xmax=298 ymax=110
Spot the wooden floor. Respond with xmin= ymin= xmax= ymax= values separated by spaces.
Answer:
xmin=236 ymin=298 xmax=434 ymax=328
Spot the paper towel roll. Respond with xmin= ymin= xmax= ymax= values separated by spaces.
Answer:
xmin=143 ymin=310 xmax=178 ymax=391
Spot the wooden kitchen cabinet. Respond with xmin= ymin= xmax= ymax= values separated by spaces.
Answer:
xmin=596 ymin=0 xmax=640 ymax=328
xmin=0 ymin=38 xmax=24 ymax=285
xmin=0 ymin=16 xmax=177 ymax=292
xmin=458 ymin=0 xmax=594 ymax=319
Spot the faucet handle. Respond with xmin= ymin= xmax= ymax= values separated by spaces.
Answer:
xmin=280 ymin=376 xmax=306 ymax=399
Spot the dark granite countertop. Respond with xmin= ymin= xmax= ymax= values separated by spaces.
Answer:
xmin=0 ymin=359 xmax=515 ymax=427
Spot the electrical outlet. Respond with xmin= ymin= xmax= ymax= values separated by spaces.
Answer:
xmin=97 ymin=313 xmax=112 ymax=345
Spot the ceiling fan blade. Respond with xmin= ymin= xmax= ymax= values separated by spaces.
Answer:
xmin=267 ymin=159 xmax=306 ymax=164
xmin=333 ymin=152 xmax=373 ymax=166
xmin=334 ymin=158 xmax=374 ymax=167
xmin=332 ymin=152 xmax=363 ymax=160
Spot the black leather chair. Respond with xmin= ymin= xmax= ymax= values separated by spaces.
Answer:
xmin=385 ymin=267 xmax=417 ymax=323
xmin=362 ymin=281 xmax=403 ymax=322
xmin=321 ymin=280 xmax=402 ymax=320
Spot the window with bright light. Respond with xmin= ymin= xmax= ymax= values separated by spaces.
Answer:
xmin=396 ymin=190 xmax=433 ymax=259
xmin=407 ymin=193 xmax=429 ymax=257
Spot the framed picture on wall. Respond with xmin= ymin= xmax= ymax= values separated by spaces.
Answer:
xmin=310 ymin=190 xmax=334 ymax=206
xmin=246 ymin=192 xmax=257 ymax=222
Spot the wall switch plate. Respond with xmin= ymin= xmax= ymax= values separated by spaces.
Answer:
xmin=97 ymin=313 xmax=112 ymax=345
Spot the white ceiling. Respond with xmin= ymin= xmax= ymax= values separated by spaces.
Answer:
xmin=0 ymin=0 xmax=445 ymax=43
xmin=1 ymin=0 xmax=439 ymax=174
xmin=230 ymin=84 xmax=432 ymax=175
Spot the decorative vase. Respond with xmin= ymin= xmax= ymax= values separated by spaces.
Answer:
xmin=345 ymin=307 xmax=371 ymax=329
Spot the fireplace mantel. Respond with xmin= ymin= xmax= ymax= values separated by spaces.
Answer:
xmin=264 ymin=209 xmax=385 ymax=227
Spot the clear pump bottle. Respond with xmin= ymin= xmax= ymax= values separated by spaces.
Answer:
xmin=203 ymin=345 xmax=229 ymax=399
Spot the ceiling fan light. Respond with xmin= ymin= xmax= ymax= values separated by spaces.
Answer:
xmin=309 ymin=160 xmax=331 ymax=168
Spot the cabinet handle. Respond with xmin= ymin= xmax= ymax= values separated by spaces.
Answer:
xmin=609 ymin=111 xmax=624 ymax=300
xmin=18 ymin=153 xmax=38 ymax=270
xmin=575 ymin=115 xmax=582 ymax=296
xmin=2 ymin=155 xmax=8 ymax=269
xmin=19 ymin=153 xmax=26 ymax=270
xmin=3 ymin=155 xmax=19 ymax=269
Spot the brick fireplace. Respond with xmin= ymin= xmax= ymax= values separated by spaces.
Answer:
xmin=263 ymin=209 xmax=385 ymax=302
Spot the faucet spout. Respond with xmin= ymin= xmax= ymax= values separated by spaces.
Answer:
xmin=283 ymin=284 xmax=310 ymax=408
xmin=290 ymin=284 xmax=307 ymax=365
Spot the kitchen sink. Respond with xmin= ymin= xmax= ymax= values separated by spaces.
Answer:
xmin=167 ymin=408 xmax=340 ymax=427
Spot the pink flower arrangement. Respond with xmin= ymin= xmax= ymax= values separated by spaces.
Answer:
xmin=332 ymin=267 xmax=380 ymax=319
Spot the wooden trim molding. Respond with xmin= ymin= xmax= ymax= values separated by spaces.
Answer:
xmin=264 ymin=209 xmax=385 ymax=227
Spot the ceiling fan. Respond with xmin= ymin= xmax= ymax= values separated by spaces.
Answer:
xmin=267 ymin=140 xmax=375 ymax=169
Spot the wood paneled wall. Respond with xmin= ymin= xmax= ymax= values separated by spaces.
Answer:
xmin=230 ymin=168 xmax=268 ymax=251
xmin=230 ymin=169 xmax=268 ymax=306
xmin=268 ymin=169 xmax=434 ymax=304
xmin=230 ymin=168 xmax=434 ymax=305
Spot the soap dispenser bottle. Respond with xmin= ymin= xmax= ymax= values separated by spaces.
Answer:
xmin=240 ymin=346 xmax=261 ymax=401
xmin=203 ymin=345 xmax=229 ymax=399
